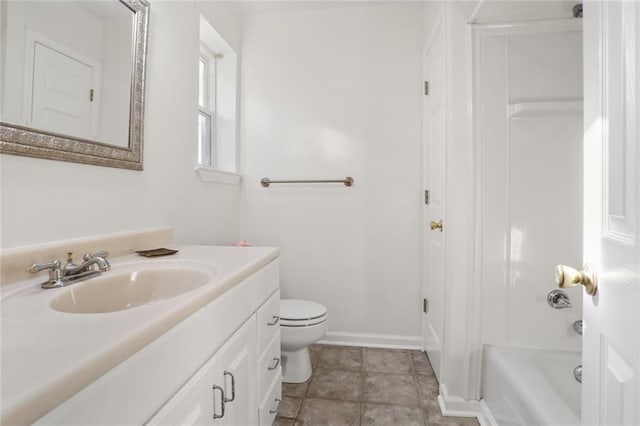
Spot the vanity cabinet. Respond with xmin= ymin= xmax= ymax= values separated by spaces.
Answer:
xmin=147 ymin=317 xmax=258 ymax=425
xmin=35 ymin=258 xmax=280 ymax=425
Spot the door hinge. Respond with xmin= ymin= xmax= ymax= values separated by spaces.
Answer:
xmin=424 ymin=190 xmax=430 ymax=205
xmin=424 ymin=81 xmax=429 ymax=95
xmin=90 ymin=89 xmax=94 ymax=102
xmin=423 ymin=298 xmax=429 ymax=313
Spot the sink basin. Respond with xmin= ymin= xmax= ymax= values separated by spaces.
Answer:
xmin=49 ymin=264 xmax=215 ymax=314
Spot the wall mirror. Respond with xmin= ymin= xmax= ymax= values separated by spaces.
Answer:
xmin=0 ymin=0 xmax=149 ymax=170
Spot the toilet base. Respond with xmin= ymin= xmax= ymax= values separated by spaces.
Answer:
xmin=282 ymin=347 xmax=312 ymax=383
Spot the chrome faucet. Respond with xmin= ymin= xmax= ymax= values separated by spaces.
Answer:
xmin=28 ymin=251 xmax=110 ymax=289
xmin=64 ymin=251 xmax=110 ymax=275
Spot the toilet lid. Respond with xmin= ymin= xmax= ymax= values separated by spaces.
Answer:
xmin=280 ymin=299 xmax=327 ymax=321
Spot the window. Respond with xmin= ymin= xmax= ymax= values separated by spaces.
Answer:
xmin=198 ymin=48 xmax=216 ymax=168
xmin=196 ymin=15 xmax=239 ymax=184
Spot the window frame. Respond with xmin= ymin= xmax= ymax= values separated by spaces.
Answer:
xmin=198 ymin=45 xmax=216 ymax=168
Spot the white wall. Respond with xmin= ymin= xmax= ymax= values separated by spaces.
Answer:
xmin=0 ymin=2 xmax=243 ymax=249
xmin=197 ymin=2 xmax=242 ymax=54
xmin=241 ymin=4 xmax=424 ymax=342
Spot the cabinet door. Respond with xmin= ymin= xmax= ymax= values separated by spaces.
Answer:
xmin=145 ymin=353 xmax=224 ymax=425
xmin=217 ymin=316 xmax=258 ymax=426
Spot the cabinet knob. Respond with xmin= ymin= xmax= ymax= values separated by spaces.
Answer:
xmin=430 ymin=220 xmax=443 ymax=231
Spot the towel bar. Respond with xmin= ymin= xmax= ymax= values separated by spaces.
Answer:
xmin=260 ymin=176 xmax=353 ymax=188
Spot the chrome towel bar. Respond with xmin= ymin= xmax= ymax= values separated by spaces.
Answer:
xmin=260 ymin=176 xmax=354 ymax=188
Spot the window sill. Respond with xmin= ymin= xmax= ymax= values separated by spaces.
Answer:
xmin=194 ymin=166 xmax=242 ymax=185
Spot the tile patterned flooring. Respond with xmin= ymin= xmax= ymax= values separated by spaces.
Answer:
xmin=275 ymin=345 xmax=480 ymax=426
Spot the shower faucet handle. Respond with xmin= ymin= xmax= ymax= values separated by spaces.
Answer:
xmin=547 ymin=290 xmax=572 ymax=309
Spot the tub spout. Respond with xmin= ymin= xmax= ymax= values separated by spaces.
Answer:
xmin=574 ymin=365 xmax=582 ymax=383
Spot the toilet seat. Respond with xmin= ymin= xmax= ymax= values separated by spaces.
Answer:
xmin=280 ymin=299 xmax=327 ymax=327
xmin=280 ymin=314 xmax=327 ymax=327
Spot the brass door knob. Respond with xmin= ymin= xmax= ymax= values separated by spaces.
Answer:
xmin=430 ymin=220 xmax=443 ymax=232
xmin=555 ymin=264 xmax=597 ymax=295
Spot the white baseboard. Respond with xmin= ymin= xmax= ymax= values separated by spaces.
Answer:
xmin=318 ymin=331 xmax=422 ymax=350
xmin=478 ymin=400 xmax=499 ymax=426
xmin=438 ymin=384 xmax=492 ymax=424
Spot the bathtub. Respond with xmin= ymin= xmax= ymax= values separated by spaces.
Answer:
xmin=481 ymin=346 xmax=581 ymax=426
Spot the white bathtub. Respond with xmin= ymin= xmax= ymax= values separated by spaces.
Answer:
xmin=481 ymin=346 xmax=581 ymax=426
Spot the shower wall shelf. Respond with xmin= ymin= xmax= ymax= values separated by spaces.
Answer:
xmin=508 ymin=101 xmax=583 ymax=118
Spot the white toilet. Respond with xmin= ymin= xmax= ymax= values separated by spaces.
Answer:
xmin=280 ymin=299 xmax=328 ymax=383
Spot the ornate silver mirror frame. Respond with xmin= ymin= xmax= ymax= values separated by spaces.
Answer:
xmin=0 ymin=0 xmax=149 ymax=171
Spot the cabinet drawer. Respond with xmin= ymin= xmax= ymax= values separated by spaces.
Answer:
xmin=259 ymin=331 xmax=281 ymax=398
xmin=257 ymin=290 xmax=280 ymax=354
xmin=259 ymin=373 xmax=282 ymax=426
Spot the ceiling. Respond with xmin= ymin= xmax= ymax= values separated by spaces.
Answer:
xmin=469 ymin=0 xmax=579 ymax=24
xmin=226 ymin=0 xmax=418 ymax=16
xmin=225 ymin=0 xmax=579 ymax=23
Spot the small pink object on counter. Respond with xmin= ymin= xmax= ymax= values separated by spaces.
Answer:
xmin=232 ymin=240 xmax=251 ymax=247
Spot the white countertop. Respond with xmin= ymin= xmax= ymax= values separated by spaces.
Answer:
xmin=0 ymin=245 xmax=279 ymax=425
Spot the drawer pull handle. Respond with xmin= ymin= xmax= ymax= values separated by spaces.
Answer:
xmin=267 ymin=315 xmax=280 ymax=326
xmin=268 ymin=357 xmax=281 ymax=371
xmin=212 ymin=384 xmax=226 ymax=419
xmin=223 ymin=371 xmax=235 ymax=402
xmin=269 ymin=398 xmax=282 ymax=414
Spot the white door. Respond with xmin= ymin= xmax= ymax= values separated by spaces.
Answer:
xmin=423 ymin=20 xmax=446 ymax=382
xmin=30 ymin=42 xmax=94 ymax=138
xmin=581 ymin=1 xmax=640 ymax=424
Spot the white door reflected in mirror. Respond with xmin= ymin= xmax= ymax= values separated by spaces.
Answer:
xmin=30 ymin=42 xmax=95 ymax=139
xmin=2 ymin=0 xmax=133 ymax=147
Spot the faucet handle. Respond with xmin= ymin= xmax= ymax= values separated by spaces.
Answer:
xmin=64 ymin=252 xmax=79 ymax=273
xmin=27 ymin=259 xmax=61 ymax=273
xmin=83 ymin=250 xmax=109 ymax=261
xmin=27 ymin=259 xmax=64 ymax=288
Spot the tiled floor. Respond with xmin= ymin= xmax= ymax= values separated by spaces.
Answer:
xmin=275 ymin=345 xmax=480 ymax=426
